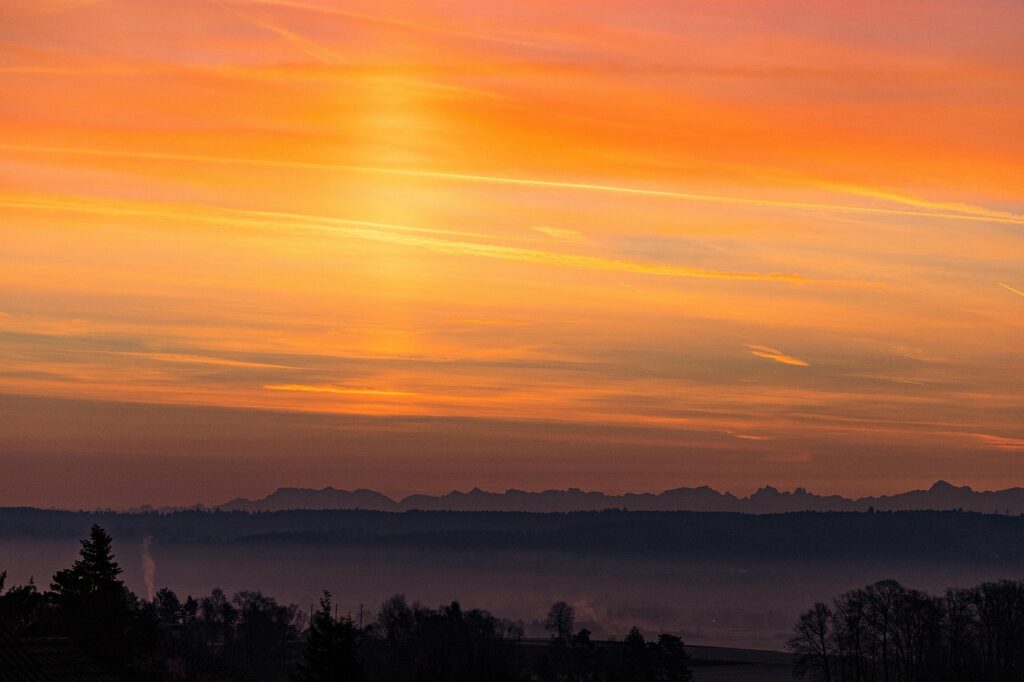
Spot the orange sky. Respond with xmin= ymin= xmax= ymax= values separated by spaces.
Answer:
xmin=1 ymin=0 xmax=1023 ymax=507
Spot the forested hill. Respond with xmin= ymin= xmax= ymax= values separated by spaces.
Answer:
xmin=199 ymin=480 xmax=1024 ymax=514
xmin=1 ymin=508 xmax=1023 ymax=562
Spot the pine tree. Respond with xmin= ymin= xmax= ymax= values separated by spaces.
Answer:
xmin=293 ymin=591 xmax=365 ymax=682
xmin=49 ymin=525 xmax=133 ymax=671
xmin=51 ymin=524 xmax=125 ymax=600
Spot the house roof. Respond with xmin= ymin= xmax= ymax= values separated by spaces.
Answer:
xmin=0 ymin=624 xmax=120 ymax=682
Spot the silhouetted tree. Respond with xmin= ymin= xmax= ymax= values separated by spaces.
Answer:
xmin=411 ymin=600 xmax=524 ymax=682
xmin=294 ymin=591 xmax=364 ymax=682
xmin=0 ymin=574 xmax=44 ymax=634
xmin=651 ymin=633 xmax=692 ymax=682
xmin=155 ymin=586 xmax=183 ymax=624
xmin=540 ymin=601 xmax=577 ymax=681
xmin=940 ymin=587 xmax=977 ymax=681
xmin=545 ymin=601 xmax=576 ymax=643
xmin=972 ymin=580 xmax=1024 ymax=680
xmin=51 ymin=524 xmax=125 ymax=602
xmin=182 ymin=594 xmax=199 ymax=624
xmin=569 ymin=627 xmax=597 ymax=681
xmin=378 ymin=593 xmax=416 ymax=645
xmin=790 ymin=578 xmax=1024 ymax=682
xmin=363 ymin=594 xmax=527 ymax=682
xmin=621 ymin=627 xmax=652 ymax=682
xmin=49 ymin=525 xmax=134 ymax=665
xmin=232 ymin=590 xmax=302 ymax=680
xmin=45 ymin=525 xmax=166 ymax=678
xmin=200 ymin=586 xmax=238 ymax=642
xmin=790 ymin=602 xmax=835 ymax=682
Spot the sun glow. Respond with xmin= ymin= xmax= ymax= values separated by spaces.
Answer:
xmin=1 ymin=0 xmax=1023 ymax=503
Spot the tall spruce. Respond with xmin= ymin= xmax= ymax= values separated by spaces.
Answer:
xmin=50 ymin=525 xmax=137 ymax=673
xmin=51 ymin=524 xmax=125 ymax=600
xmin=293 ymin=591 xmax=365 ymax=682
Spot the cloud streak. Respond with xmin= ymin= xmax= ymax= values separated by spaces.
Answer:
xmin=265 ymin=384 xmax=417 ymax=397
xmin=747 ymin=345 xmax=810 ymax=367
xmin=3 ymin=144 xmax=1022 ymax=226
xmin=1000 ymin=282 xmax=1024 ymax=299
xmin=116 ymin=352 xmax=301 ymax=370
xmin=973 ymin=433 xmax=1024 ymax=452
xmin=2 ymin=0 xmax=1024 ymax=499
xmin=0 ymin=193 xmax=805 ymax=283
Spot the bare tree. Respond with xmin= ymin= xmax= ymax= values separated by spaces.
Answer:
xmin=544 ymin=601 xmax=576 ymax=643
xmin=789 ymin=602 xmax=836 ymax=682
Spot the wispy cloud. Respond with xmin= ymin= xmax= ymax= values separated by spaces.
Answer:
xmin=973 ymin=433 xmax=1024 ymax=452
xmin=811 ymin=180 xmax=1024 ymax=225
xmin=3 ymin=0 xmax=1024 ymax=500
xmin=226 ymin=5 xmax=345 ymax=64
xmin=0 ymin=192 xmax=805 ymax=283
xmin=532 ymin=226 xmax=586 ymax=242
xmin=747 ymin=344 xmax=810 ymax=367
xmin=730 ymin=433 xmax=773 ymax=441
xmin=264 ymin=383 xmax=416 ymax=397
xmin=4 ymin=144 xmax=1022 ymax=226
xmin=117 ymin=352 xmax=300 ymax=370
xmin=239 ymin=0 xmax=548 ymax=49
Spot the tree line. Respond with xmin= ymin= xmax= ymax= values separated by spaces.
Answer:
xmin=789 ymin=578 xmax=1024 ymax=682
xmin=0 ymin=525 xmax=692 ymax=681
xmin=5 ymin=507 xmax=1024 ymax=564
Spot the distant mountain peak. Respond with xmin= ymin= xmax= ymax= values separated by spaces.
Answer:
xmin=209 ymin=482 xmax=1024 ymax=515
xmin=929 ymin=480 xmax=970 ymax=493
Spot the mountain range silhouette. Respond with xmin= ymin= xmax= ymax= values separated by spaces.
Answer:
xmin=192 ymin=480 xmax=1024 ymax=514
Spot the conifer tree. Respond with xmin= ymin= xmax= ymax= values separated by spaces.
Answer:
xmin=50 ymin=525 xmax=135 ymax=671
xmin=293 ymin=591 xmax=365 ymax=682
xmin=51 ymin=524 xmax=125 ymax=601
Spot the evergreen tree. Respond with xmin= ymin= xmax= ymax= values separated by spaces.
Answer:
xmin=293 ymin=591 xmax=365 ymax=682
xmin=50 ymin=524 xmax=129 ymax=630
xmin=51 ymin=524 xmax=125 ymax=601
xmin=48 ymin=525 xmax=162 ymax=677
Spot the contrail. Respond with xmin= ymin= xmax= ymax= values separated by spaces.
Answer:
xmin=814 ymin=180 xmax=1024 ymax=225
xmin=1000 ymin=282 xmax=1024 ymax=298
xmin=3 ymin=143 xmax=1023 ymax=226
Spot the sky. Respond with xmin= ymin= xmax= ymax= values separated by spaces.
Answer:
xmin=1 ymin=0 xmax=1023 ymax=508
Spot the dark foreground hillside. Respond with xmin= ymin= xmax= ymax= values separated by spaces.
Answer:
xmin=3 ymin=509 xmax=1023 ymax=650
xmin=6 ymin=523 xmax=1024 ymax=680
